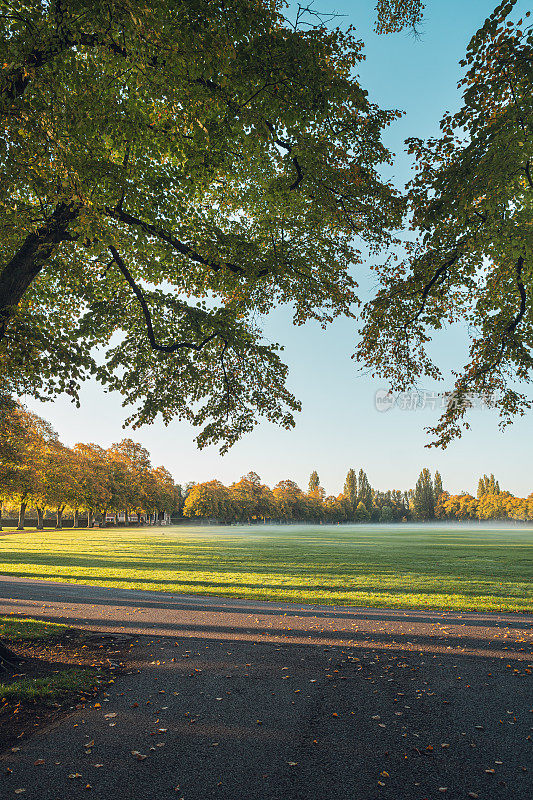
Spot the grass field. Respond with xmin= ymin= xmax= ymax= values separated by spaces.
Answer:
xmin=0 ymin=523 xmax=531 ymax=612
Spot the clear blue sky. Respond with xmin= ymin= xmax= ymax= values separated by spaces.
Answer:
xmin=24 ymin=0 xmax=533 ymax=498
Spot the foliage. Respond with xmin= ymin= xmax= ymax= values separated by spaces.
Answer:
xmin=412 ymin=467 xmax=435 ymax=520
xmin=358 ymin=1 xmax=533 ymax=446
xmin=343 ymin=468 xmax=358 ymax=511
xmin=0 ymin=0 xmax=402 ymax=452
xmin=0 ymin=401 xmax=182 ymax=527
xmin=374 ymin=0 xmax=425 ymax=34
xmin=478 ymin=472 xmax=501 ymax=497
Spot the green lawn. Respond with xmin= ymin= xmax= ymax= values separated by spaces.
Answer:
xmin=0 ymin=615 xmax=67 ymax=640
xmin=0 ymin=523 xmax=531 ymax=612
xmin=0 ymin=669 xmax=100 ymax=704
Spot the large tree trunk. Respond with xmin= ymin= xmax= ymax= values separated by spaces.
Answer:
xmin=17 ymin=501 xmax=27 ymax=530
xmin=73 ymin=508 xmax=79 ymax=528
xmin=0 ymin=203 xmax=79 ymax=340
xmin=36 ymin=506 xmax=44 ymax=530
xmin=0 ymin=500 xmax=3 ymax=531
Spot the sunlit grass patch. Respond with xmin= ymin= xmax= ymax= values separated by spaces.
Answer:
xmin=0 ymin=523 xmax=531 ymax=612
xmin=0 ymin=669 xmax=100 ymax=704
xmin=0 ymin=615 xmax=67 ymax=640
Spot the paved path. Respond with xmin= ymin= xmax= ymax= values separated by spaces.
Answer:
xmin=0 ymin=577 xmax=531 ymax=800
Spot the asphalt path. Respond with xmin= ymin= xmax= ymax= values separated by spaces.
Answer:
xmin=0 ymin=576 xmax=531 ymax=800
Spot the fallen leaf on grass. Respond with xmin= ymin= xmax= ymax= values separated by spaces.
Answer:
xmin=34 ymin=759 xmax=45 ymax=766
xmin=69 ymin=773 xmax=82 ymax=779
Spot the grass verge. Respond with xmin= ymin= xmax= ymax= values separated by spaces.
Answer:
xmin=0 ymin=668 xmax=100 ymax=703
xmin=0 ymin=615 xmax=67 ymax=641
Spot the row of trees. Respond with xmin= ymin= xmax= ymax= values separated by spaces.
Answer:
xmin=184 ymin=469 xmax=533 ymax=524
xmin=183 ymin=468 xmax=415 ymax=523
xmin=2 ymin=400 xmax=528 ymax=527
xmin=0 ymin=398 xmax=182 ymax=529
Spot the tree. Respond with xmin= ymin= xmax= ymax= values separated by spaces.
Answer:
xmin=1 ymin=404 xmax=59 ymax=529
xmin=355 ymin=501 xmax=370 ymax=522
xmin=109 ymin=439 xmax=152 ymax=521
xmin=0 ymin=395 xmax=31 ymax=530
xmin=433 ymin=470 xmax=444 ymax=502
xmin=412 ymin=468 xmax=435 ymax=520
xmin=0 ymin=0 xmax=401 ymax=453
xmin=229 ymin=472 xmax=273 ymax=522
xmin=357 ymin=469 xmax=373 ymax=511
xmin=273 ymin=480 xmax=305 ymax=522
xmin=308 ymin=471 xmax=320 ymax=495
xmin=343 ymin=468 xmax=358 ymax=516
xmin=146 ymin=466 xmax=180 ymax=523
xmin=183 ymin=480 xmax=234 ymax=522
xmin=477 ymin=473 xmax=501 ymax=498
xmin=358 ymin=1 xmax=532 ymax=447
xmin=70 ymin=443 xmax=112 ymax=527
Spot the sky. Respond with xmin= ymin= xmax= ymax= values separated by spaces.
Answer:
xmin=24 ymin=0 xmax=533 ymax=498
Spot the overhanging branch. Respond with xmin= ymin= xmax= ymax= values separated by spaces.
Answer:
xmin=106 ymin=207 xmax=245 ymax=275
xmin=108 ymin=246 xmax=219 ymax=353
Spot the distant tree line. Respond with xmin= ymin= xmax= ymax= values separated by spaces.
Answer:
xmin=184 ymin=468 xmax=533 ymax=524
xmin=2 ymin=399 xmax=529 ymax=528
xmin=0 ymin=398 xmax=183 ymax=529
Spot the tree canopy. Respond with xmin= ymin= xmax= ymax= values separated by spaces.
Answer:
xmin=0 ymin=0 xmax=401 ymax=451
xmin=358 ymin=1 xmax=532 ymax=446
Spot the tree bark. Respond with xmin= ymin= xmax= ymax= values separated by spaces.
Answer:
xmin=17 ymin=501 xmax=27 ymax=530
xmin=36 ymin=506 xmax=44 ymax=530
xmin=0 ymin=203 xmax=79 ymax=340
xmin=0 ymin=500 xmax=3 ymax=531
xmin=73 ymin=508 xmax=79 ymax=528
xmin=87 ymin=510 xmax=94 ymax=528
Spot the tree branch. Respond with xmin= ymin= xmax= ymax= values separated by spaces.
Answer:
xmin=105 ymin=206 xmax=245 ymax=275
xmin=108 ymin=246 xmax=219 ymax=353
xmin=0 ymin=202 xmax=79 ymax=339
